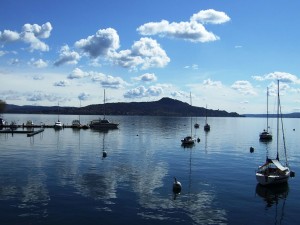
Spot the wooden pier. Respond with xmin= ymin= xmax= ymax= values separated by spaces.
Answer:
xmin=0 ymin=128 xmax=45 ymax=137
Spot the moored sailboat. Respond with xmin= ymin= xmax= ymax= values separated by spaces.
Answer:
xmin=71 ymin=100 xmax=83 ymax=129
xmin=204 ymin=105 xmax=210 ymax=131
xmin=54 ymin=102 xmax=63 ymax=129
xmin=89 ymin=89 xmax=119 ymax=129
xmin=259 ymin=87 xmax=272 ymax=141
xmin=181 ymin=92 xmax=195 ymax=146
xmin=256 ymin=80 xmax=293 ymax=186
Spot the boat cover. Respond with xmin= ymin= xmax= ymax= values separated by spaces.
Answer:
xmin=271 ymin=159 xmax=288 ymax=171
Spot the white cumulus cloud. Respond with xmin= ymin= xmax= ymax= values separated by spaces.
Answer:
xmin=190 ymin=9 xmax=231 ymax=24
xmin=29 ymin=58 xmax=48 ymax=68
xmin=113 ymin=37 xmax=170 ymax=70
xmin=203 ymin=79 xmax=222 ymax=87
xmin=124 ymin=85 xmax=164 ymax=98
xmin=53 ymin=80 xmax=70 ymax=87
xmin=54 ymin=45 xmax=81 ymax=66
xmin=0 ymin=30 xmax=20 ymax=42
xmin=137 ymin=9 xmax=230 ymax=43
xmin=231 ymin=80 xmax=257 ymax=96
xmin=75 ymin=28 xmax=120 ymax=58
xmin=0 ymin=22 xmax=52 ymax=52
xmin=252 ymin=71 xmax=300 ymax=84
xmin=68 ymin=68 xmax=89 ymax=79
xmin=133 ymin=73 xmax=157 ymax=82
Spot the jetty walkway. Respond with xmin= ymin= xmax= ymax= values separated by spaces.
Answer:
xmin=0 ymin=124 xmax=89 ymax=136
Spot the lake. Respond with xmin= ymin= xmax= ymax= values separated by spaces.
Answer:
xmin=0 ymin=114 xmax=299 ymax=225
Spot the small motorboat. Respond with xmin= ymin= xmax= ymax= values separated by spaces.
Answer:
xmin=54 ymin=120 xmax=63 ymax=129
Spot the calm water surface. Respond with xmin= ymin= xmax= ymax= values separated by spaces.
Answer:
xmin=0 ymin=114 xmax=299 ymax=225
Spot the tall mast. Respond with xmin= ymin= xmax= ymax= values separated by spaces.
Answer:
xmin=276 ymin=80 xmax=279 ymax=160
xmin=190 ymin=92 xmax=192 ymax=136
xmin=205 ymin=105 xmax=208 ymax=124
xmin=57 ymin=102 xmax=60 ymax=121
xmin=103 ymin=89 xmax=106 ymax=119
xmin=79 ymin=100 xmax=81 ymax=122
xmin=266 ymin=87 xmax=269 ymax=132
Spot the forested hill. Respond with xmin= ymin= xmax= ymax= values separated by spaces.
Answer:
xmin=4 ymin=97 xmax=241 ymax=117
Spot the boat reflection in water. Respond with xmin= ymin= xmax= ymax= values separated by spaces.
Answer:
xmin=256 ymin=183 xmax=289 ymax=223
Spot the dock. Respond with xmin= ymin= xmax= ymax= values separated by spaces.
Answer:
xmin=0 ymin=128 xmax=45 ymax=137
xmin=27 ymin=128 xmax=45 ymax=137
xmin=1 ymin=124 xmax=85 ymax=129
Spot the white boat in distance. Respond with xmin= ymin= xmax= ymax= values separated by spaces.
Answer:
xmin=90 ymin=90 xmax=119 ymax=129
xmin=259 ymin=87 xmax=272 ymax=141
xmin=256 ymin=80 xmax=292 ymax=186
xmin=0 ymin=117 xmax=6 ymax=127
xmin=54 ymin=120 xmax=63 ymax=129
xmin=54 ymin=102 xmax=63 ymax=129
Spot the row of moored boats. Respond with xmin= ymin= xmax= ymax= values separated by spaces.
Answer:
xmin=181 ymin=81 xmax=295 ymax=188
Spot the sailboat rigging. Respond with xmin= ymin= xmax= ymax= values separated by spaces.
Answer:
xmin=54 ymin=102 xmax=63 ymax=129
xmin=204 ymin=105 xmax=210 ymax=131
xmin=181 ymin=92 xmax=195 ymax=146
xmin=259 ymin=87 xmax=272 ymax=141
xmin=256 ymin=80 xmax=293 ymax=186
xmin=72 ymin=100 xmax=82 ymax=129
xmin=89 ymin=89 xmax=119 ymax=129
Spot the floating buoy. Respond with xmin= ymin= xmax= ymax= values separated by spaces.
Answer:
xmin=290 ymin=171 xmax=296 ymax=177
xmin=293 ymin=128 xmax=295 ymax=131
xmin=102 ymin=151 xmax=107 ymax=158
xmin=173 ymin=177 xmax=182 ymax=194
xmin=250 ymin=147 xmax=254 ymax=153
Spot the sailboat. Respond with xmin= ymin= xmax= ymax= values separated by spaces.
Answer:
xmin=204 ymin=105 xmax=210 ymax=131
xmin=54 ymin=102 xmax=63 ymax=129
xmin=194 ymin=119 xmax=199 ymax=129
xmin=259 ymin=87 xmax=272 ymax=141
xmin=256 ymin=80 xmax=292 ymax=186
xmin=181 ymin=92 xmax=195 ymax=146
xmin=90 ymin=89 xmax=119 ymax=129
xmin=72 ymin=100 xmax=83 ymax=129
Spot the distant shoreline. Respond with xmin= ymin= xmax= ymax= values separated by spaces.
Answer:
xmin=2 ymin=97 xmax=242 ymax=117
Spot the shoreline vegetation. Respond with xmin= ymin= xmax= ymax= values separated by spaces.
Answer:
xmin=1 ymin=97 xmax=300 ymax=117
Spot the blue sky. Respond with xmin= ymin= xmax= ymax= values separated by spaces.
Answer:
xmin=1 ymin=0 xmax=300 ymax=114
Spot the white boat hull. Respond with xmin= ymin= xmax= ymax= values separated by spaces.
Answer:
xmin=54 ymin=121 xmax=63 ymax=129
xmin=256 ymin=170 xmax=290 ymax=186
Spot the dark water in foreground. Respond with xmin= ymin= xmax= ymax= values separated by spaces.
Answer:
xmin=0 ymin=114 xmax=299 ymax=225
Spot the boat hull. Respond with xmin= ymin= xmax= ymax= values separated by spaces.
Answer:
xmin=89 ymin=118 xmax=119 ymax=129
xmin=181 ymin=136 xmax=195 ymax=146
xmin=54 ymin=121 xmax=63 ymax=129
xmin=256 ymin=171 xmax=290 ymax=186
xmin=259 ymin=131 xmax=272 ymax=141
xmin=90 ymin=124 xmax=119 ymax=129
xmin=204 ymin=124 xmax=210 ymax=131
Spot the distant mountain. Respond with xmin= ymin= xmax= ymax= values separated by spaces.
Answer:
xmin=4 ymin=97 xmax=241 ymax=117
